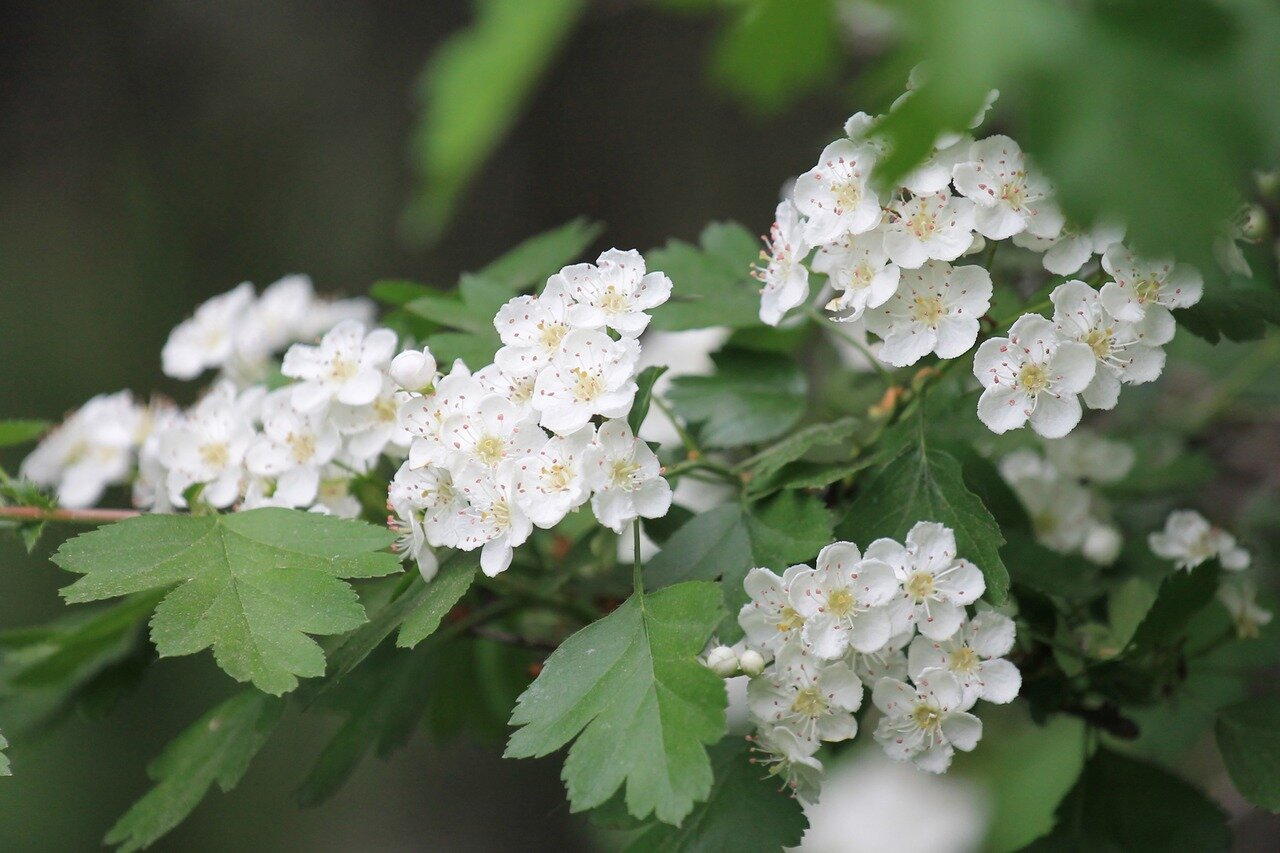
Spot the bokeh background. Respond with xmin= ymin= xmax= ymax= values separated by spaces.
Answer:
xmin=1 ymin=2 xmax=1277 ymax=851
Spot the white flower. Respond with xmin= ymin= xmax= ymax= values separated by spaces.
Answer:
xmin=387 ymin=498 xmax=436 ymax=581
xmin=973 ymin=314 xmax=1096 ymax=438
xmin=475 ymin=363 xmax=538 ymax=417
xmin=244 ymin=390 xmax=340 ymax=507
xmin=864 ymin=261 xmax=992 ymax=367
xmin=952 ymin=135 xmax=1063 ymax=240
xmin=794 ymin=139 xmax=883 ymax=244
xmin=866 ymin=522 xmax=986 ymax=641
xmin=999 ymin=452 xmax=1093 ymax=553
xmin=739 ymin=648 xmax=767 ymax=677
xmin=492 ymin=278 xmax=575 ymax=375
xmin=389 ymin=346 xmax=438 ymax=393
xmin=440 ymin=394 xmax=545 ymax=476
xmin=401 ymin=363 xmax=486 ymax=469
xmin=1149 ymin=510 xmax=1249 ymax=572
xmin=1218 ymin=578 xmax=1273 ymax=639
xmin=132 ymin=401 xmax=182 ymax=512
xmin=748 ymin=726 xmax=824 ymax=806
xmin=739 ymin=565 xmax=810 ymax=656
xmin=902 ymin=133 xmax=974 ymax=196
xmin=747 ymin=645 xmax=862 ymax=755
xmin=281 ymin=320 xmax=398 ymax=412
xmin=157 ymin=382 xmax=261 ymax=508
xmin=561 ymin=249 xmax=672 ymax=338
xmin=907 ymin=611 xmax=1020 ymax=706
xmin=1099 ymin=244 xmax=1203 ymax=325
xmin=705 ymin=645 xmax=740 ymax=677
xmin=517 ymin=425 xmax=594 ymax=528
xmin=312 ymin=465 xmax=362 ymax=518
xmin=1012 ymin=220 xmax=1125 ymax=276
xmin=811 ymin=232 xmax=900 ymax=322
xmin=872 ymin=669 xmax=982 ymax=773
xmin=329 ymin=376 xmax=409 ymax=467
xmin=755 ymin=200 xmax=812 ymax=326
xmin=389 ymin=461 xmax=468 ymax=550
xmin=849 ymin=630 xmax=912 ymax=689
xmin=232 ymin=275 xmax=315 ymax=370
xmin=161 ymin=283 xmax=255 ymax=380
xmin=787 ymin=542 xmax=900 ymax=659
xmin=21 ymin=391 xmax=142 ymax=508
xmin=454 ymin=461 xmax=534 ymax=577
xmin=1081 ymin=522 xmax=1123 ymax=565
xmin=1042 ymin=431 xmax=1136 ymax=485
xmin=583 ymin=419 xmax=672 ymax=533
xmin=294 ymin=295 xmax=376 ymax=340
xmin=532 ymin=329 xmax=639 ymax=435
xmin=882 ymin=192 xmax=976 ymax=269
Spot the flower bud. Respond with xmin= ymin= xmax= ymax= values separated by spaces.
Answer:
xmin=1241 ymin=204 xmax=1267 ymax=242
xmin=705 ymin=645 xmax=739 ymax=677
xmin=963 ymin=233 xmax=986 ymax=257
xmin=390 ymin=348 xmax=438 ymax=393
xmin=1081 ymin=524 xmax=1122 ymax=566
xmin=738 ymin=649 xmax=766 ymax=677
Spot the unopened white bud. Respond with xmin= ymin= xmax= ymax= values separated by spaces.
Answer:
xmin=738 ymin=649 xmax=766 ymax=677
xmin=390 ymin=348 xmax=438 ymax=393
xmin=705 ymin=645 xmax=739 ymax=677
xmin=1082 ymin=524 xmax=1122 ymax=566
xmin=963 ymin=233 xmax=987 ymax=257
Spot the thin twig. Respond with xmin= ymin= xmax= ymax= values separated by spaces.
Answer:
xmin=0 ymin=505 xmax=140 ymax=524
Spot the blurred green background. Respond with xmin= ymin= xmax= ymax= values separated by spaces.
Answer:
xmin=2 ymin=1 xmax=1278 ymax=850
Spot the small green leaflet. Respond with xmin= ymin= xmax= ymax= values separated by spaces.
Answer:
xmin=1021 ymin=747 xmax=1230 ymax=851
xmin=667 ymin=349 xmax=807 ymax=449
xmin=506 ymin=581 xmax=727 ymax=825
xmin=628 ymin=365 xmax=669 ymax=434
xmin=106 ymin=691 xmax=282 ymax=853
xmin=646 ymin=223 xmax=764 ymax=331
xmin=1216 ymin=698 xmax=1280 ymax=812
xmin=1129 ymin=563 xmax=1218 ymax=654
xmin=837 ymin=441 xmax=1011 ymax=603
xmin=477 ymin=217 xmax=602 ymax=290
xmin=737 ymin=417 xmax=860 ymax=493
xmin=0 ymin=729 xmax=10 ymax=776
xmin=398 ymin=553 xmax=479 ymax=649
xmin=54 ymin=509 xmax=400 ymax=696
xmin=0 ymin=419 xmax=49 ymax=447
xmin=644 ymin=492 xmax=833 ymax=640
xmin=625 ymin=739 xmax=808 ymax=851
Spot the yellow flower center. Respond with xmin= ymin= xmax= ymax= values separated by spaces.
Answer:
xmin=999 ymin=179 xmax=1027 ymax=209
xmin=1017 ymin=362 xmax=1050 ymax=393
xmin=907 ymin=208 xmax=937 ymax=239
xmin=610 ymin=458 xmax=641 ymax=488
xmin=599 ymin=286 xmax=629 ymax=315
xmin=833 ymin=179 xmax=862 ymax=211
xmin=911 ymin=294 xmax=946 ymax=326
xmin=1083 ymin=327 xmax=1113 ymax=359
xmin=287 ymin=432 xmax=316 ymax=464
xmin=474 ymin=435 xmax=506 ymax=466
xmin=775 ymin=606 xmax=805 ymax=633
xmin=329 ymin=355 xmax=358 ymax=383
xmin=200 ymin=442 xmax=229 ymax=468
xmin=791 ymin=686 xmax=829 ymax=718
xmin=543 ymin=462 xmax=574 ymax=492
xmin=826 ymin=588 xmax=856 ymax=617
xmin=949 ymin=646 xmax=980 ymax=674
xmin=540 ymin=323 xmax=568 ymax=351
xmin=374 ymin=395 xmax=397 ymax=423
xmin=911 ymin=703 xmax=943 ymax=730
xmin=571 ymin=368 xmax=603 ymax=402
xmin=1134 ymin=277 xmax=1162 ymax=303
xmin=905 ymin=571 xmax=936 ymax=601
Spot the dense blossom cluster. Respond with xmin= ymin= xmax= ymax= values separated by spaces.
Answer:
xmin=753 ymin=79 xmax=1212 ymax=439
xmin=388 ymin=249 xmax=674 ymax=578
xmin=724 ymin=522 xmax=1019 ymax=801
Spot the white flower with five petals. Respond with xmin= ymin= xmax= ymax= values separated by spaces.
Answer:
xmin=787 ymin=542 xmax=900 ymax=659
xmin=872 ymin=669 xmax=982 ymax=773
xmin=866 ymin=522 xmax=986 ymax=640
xmin=492 ymin=278 xmax=576 ymax=376
xmin=952 ymin=135 xmax=1063 ymax=240
xmin=454 ymin=461 xmax=534 ymax=577
xmin=561 ymin=249 xmax=672 ymax=338
xmin=161 ymin=283 xmax=255 ymax=380
xmin=1099 ymin=245 xmax=1203 ymax=325
xmin=739 ymin=565 xmax=810 ymax=656
xmin=794 ymin=139 xmax=883 ymax=244
xmin=517 ymin=425 xmax=594 ymax=528
xmin=582 ymin=419 xmax=672 ymax=533
xmin=747 ymin=645 xmax=863 ymax=756
xmin=882 ymin=192 xmax=976 ymax=269
xmin=1149 ymin=510 xmax=1250 ymax=572
xmin=281 ymin=320 xmax=398 ymax=412
xmin=532 ymin=329 xmax=639 ymax=435
xmin=811 ymin=232 xmax=900 ymax=322
xmin=864 ymin=261 xmax=992 ymax=367
xmin=907 ymin=611 xmax=1021 ymax=706
xmin=755 ymin=200 xmax=812 ymax=326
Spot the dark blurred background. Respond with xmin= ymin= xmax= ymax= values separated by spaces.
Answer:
xmin=0 ymin=2 xmax=851 ymax=849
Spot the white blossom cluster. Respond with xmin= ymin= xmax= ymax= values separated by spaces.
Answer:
xmin=754 ymin=78 xmax=1205 ymax=440
xmin=719 ymin=522 xmax=1019 ymax=802
xmin=388 ymin=249 xmax=674 ymax=580
xmin=998 ymin=432 xmax=1135 ymax=565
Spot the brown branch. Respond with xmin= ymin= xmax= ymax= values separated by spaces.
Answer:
xmin=0 ymin=505 xmax=141 ymax=524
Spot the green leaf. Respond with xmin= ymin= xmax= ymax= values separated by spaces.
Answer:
xmin=710 ymin=0 xmax=840 ymax=115
xmin=478 ymin=218 xmax=603 ymax=290
xmin=397 ymin=553 xmax=479 ymax=649
xmin=1003 ymin=534 xmax=1100 ymax=601
xmin=506 ymin=581 xmax=727 ymax=824
xmin=0 ymin=730 xmax=10 ymax=776
xmin=106 ymin=691 xmax=282 ymax=853
xmin=738 ymin=417 xmax=860 ymax=490
xmin=1129 ymin=563 xmax=1218 ymax=654
xmin=370 ymin=280 xmax=433 ymax=306
xmin=1216 ymin=698 xmax=1280 ymax=812
xmin=1021 ymin=747 xmax=1230 ymax=851
xmin=53 ymin=509 xmax=400 ymax=695
xmin=667 ymin=349 xmax=806 ymax=449
xmin=646 ymin=223 xmax=764 ymax=331
xmin=626 ymin=738 xmax=808 ymax=851
xmin=644 ymin=492 xmax=833 ymax=639
xmin=423 ymin=330 xmax=501 ymax=370
xmin=838 ymin=439 xmax=1011 ymax=603
xmin=8 ymin=592 xmax=164 ymax=688
xmin=0 ymin=419 xmax=49 ymax=447
xmin=628 ymin=365 xmax=669 ymax=435
xmin=1176 ymin=286 xmax=1280 ymax=344
xmin=404 ymin=0 xmax=585 ymax=239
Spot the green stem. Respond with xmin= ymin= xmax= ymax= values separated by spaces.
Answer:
xmin=652 ymin=397 xmax=700 ymax=459
xmin=663 ymin=457 xmax=739 ymax=483
xmin=632 ymin=521 xmax=644 ymax=599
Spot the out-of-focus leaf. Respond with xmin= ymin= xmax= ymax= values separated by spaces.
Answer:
xmin=1216 ymin=698 xmax=1280 ymax=812
xmin=370 ymin=280 xmax=433 ymax=306
xmin=1176 ymin=286 xmax=1280 ymax=344
xmin=0 ymin=420 xmax=49 ymax=447
xmin=710 ymin=0 xmax=840 ymax=114
xmin=478 ymin=218 xmax=602 ymax=290
xmin=646 ymin=223 xmax=764 ymax=331
xmin=667 ymin=349 xmax=806 ymax=448
xmin=404 ymin=0 xmax=585 ymax=240
xmin=1129 ymin=563 xmax=1218 ymax=654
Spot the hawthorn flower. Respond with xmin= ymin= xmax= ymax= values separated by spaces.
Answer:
xmin=788 ymin=542 xmax=900 ymax=659
xmin=454 ymin=461 xmax=534 ymax=577
xmin=475 ymin=364 xmax=538 ymax=417
xmin=231 ymin=275 xmax=315 ymax=370
xmin=517 ymin=425 xmax=594 ymax=528
xmin=1050 ymin=280 xmax=1166 ymax=410
xmin=755 ymin=200 xmax=812 ymax=326
xmin=389 ymin=346 xmax=439 ymax=394
xmin=401 ymin=364 xmax=486 ymax=469
xmin=294 ymin=295 xmax=376 ymax=341
xmin=881 ymin=192 xmax=976 ymax=269
xmin=492 ymin=278 xmax=576 ymax=375
xmin=157 ymin=382 xmax=261 ymax=508
xmin=561 ymin=249 xmax=672 ymax=338
xmin=330 ymin=376 xmax=409 ymax=466
xmin=244 ymin=390 xmax=340 ymax=507
xmin=1012 ymin=220 xmax=1125 ymax=276
xmin=907 ymin=611 xmax=1021 ymax=706
xmin=390 ymin=462 xmax=468 ymax=550
xmin=811 ymin=232 xmax=900 ymax=322
xmin=1149 ymin=510 xmax=1250 ymax=571
xmin=162 ymin=282 xmax=255 ymax=380
xmin=999 ymin=451 xmax=1093 ymax=554
xmin=973 ymin=314 xmax=1096 ymax=438
xmin=704 ymin=645 xmax=740 ymax=677
xmin=794 ymin=139 xmax=883 ymax=244
xmin=1081 ymin=522 xmax=1124 ymax=566
xmin=849 ymin=631 xmax=912 ymax=689
xmin=21 ymin=391 xmax=142 ymax=508
xmin=281 ymin=320 xmax=398 ymax=412
xmin=749 ymin=726 xmax=824 ymax=806
xmin=747 ymin=646 xmax=862 ymax=755
xmin=902 ymin=133 xmax=973 ymax=196
xmin=1217 ymin=578 xmax=1273 ymax=639
xmin=872 ymin=669 xmax=982 ymax=773
xmin=441 ymin=394 xmax=545 ymax=476
xmin=532 ymin=329 xmax=639 ymax=435
xmin=1099 ymin=245 xmax=1203 ymax=325
xmin=866 ymin=522 xmax=986 ymax=640
xmin=952 ymin=135 xmax=1063 ymax=240
xmin=863 ymin=261 xmax=992 ymax=367
xmin=583 ymin=419 xmax=672 ymax=533
xmin=739 ymin=565 xmax=811 ymax=656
